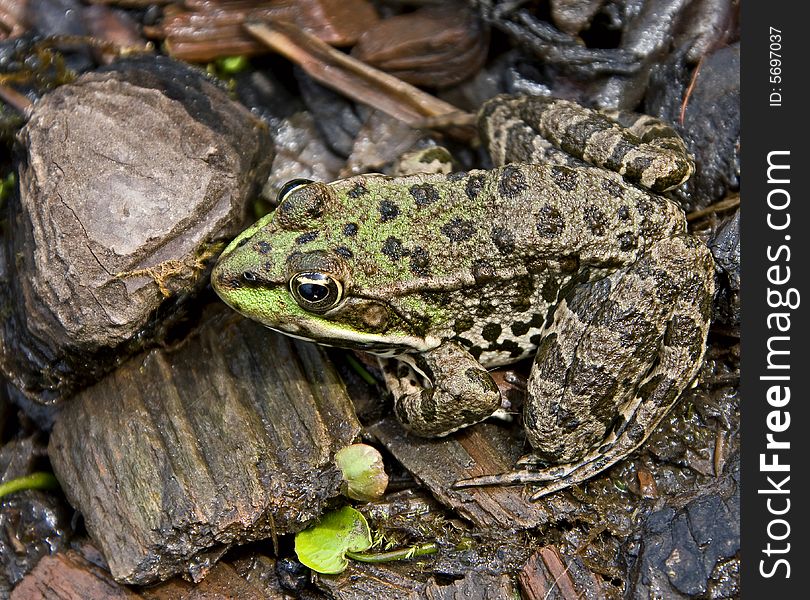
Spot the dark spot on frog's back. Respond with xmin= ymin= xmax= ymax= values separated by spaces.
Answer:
xmin=382 ymin=236 xmax=408 ymax=261
xmin=664 ymin=314 xmax=702 ymax=354
xmin=481 ymin=322 xmax=502 ymax=342
xmin=410 ymin=183 xmax=440 ymax=207
xmin=635 ymin=199 xmax=653 ymax=218
xmin=601 ymin=177 xmax=625 ymax=199
xmin=465 ymin=174 xmax=486 ymax=200
xmin=541 ymin=276 xmax=561 ymax=303
xmin=583 ymin=206 xmax=607 ymax=236
xmin=617 ymin=205 xmax=630 ymax=221
xmin=511 ymin=321 xmax=530 ymax=336
xmin=498 ymin=165 xmax=528 ymax=198
xmin=379 ymin=199 xmax=400 ymax=222
xmin=335 ymin=246 xmax=354 ymax=259
xmin=295 ymin=231 xmax=319 ymax=244
xmin=653 ymin=270 xmax=680 ymax=303
xmin=536 ymin=205 xmax=565 ymax=238
xmin=549 ymin=165 xmax=578 ymax=192
xmin=348 ymin=182 xmax=368 ymax=198
xmin=441 ymin=217 xmax=476 ymax=242
xmin=409 ymin=246 xmax=431 ymax=276
xmin=343 ymin=222 xmax=358 ymax=237
xmin=491 ymin=226 xmax=515 ymax=255
xmin=617 ymin=232 xmax=637 ymax=251
xmin=254 ymin=240 xmax=272 ymax=254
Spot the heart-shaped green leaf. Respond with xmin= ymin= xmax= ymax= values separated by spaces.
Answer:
xmin=294 ymin=506 xmax=372 ymax=574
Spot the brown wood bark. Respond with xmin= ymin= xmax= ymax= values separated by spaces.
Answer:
xmin=48 ymin=309 xmax=362 ymax=585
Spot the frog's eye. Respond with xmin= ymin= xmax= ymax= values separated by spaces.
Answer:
xmin=278 ymin=178 xmax=315 ymax=203
xmin=289 ymin=272 xmax=343 ymax=313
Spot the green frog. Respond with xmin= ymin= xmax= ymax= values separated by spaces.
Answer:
xmin=211 ymin=95 xmax=715 ymax=499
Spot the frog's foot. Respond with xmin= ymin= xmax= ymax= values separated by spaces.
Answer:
xmin=453 ymin=448 xmax=618 ymax=499
xmin=453 ymin=466 xmax=575 ymax=501
xmin=452 ymin=419 xmax=649 ymax=500
xmin=454 ymin=361 xmax=704 ymax=501
xmin=382 ymin=342 xmax=502 ymax=438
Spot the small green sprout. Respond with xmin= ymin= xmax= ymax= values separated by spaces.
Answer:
xmin=335 ymin=444 xmax=389 ymax=501
xmin=0 ymin=472 xmax=60 ymax=499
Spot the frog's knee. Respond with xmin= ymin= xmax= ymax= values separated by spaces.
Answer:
xmin=394 ymin=383 xmax=500 ymax=438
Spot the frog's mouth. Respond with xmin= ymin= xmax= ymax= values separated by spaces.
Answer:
xmin=262 ymin=322 xmax=431 ymax=357
xmin=214 ymin=277 xmax=437 ymax=355
xmin=269 ymin=301 xmax=439 ymax=354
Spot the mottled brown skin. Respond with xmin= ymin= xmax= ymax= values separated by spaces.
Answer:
xmin=212 ymin=95 xmax=715 ymax=499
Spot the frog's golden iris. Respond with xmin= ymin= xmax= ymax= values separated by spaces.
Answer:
xmin=289 ymin=272 xmax=343 ymax=313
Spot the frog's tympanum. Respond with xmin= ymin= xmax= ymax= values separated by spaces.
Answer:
xmin=212 ymin=96 xmax=715 ymax=499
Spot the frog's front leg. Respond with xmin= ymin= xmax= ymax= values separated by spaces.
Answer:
xmin=456 ymin=235 xmax=714 ymax=499
xmin=383 ymin=342 xmax=502 ymax=437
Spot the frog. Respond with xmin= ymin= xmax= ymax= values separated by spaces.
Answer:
xmin=211 ymin=95 xmax=715 ymax=499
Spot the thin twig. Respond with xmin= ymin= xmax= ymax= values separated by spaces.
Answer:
xmin=686 ymin=194 xmax=740 ymax=222
xmin=680 ymin=54 xmax=705 ymax=125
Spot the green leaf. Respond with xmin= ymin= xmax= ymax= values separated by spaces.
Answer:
xmin=294 ymin=506 xmax=372 ymax=574
xmin=335 ymin=444 xmax=389 ymax=501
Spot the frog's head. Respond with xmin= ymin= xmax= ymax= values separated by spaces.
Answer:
xmin=212 ymin=179 xmax=433 ymax=354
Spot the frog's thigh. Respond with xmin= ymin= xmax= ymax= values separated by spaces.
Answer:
xmin=384 ymin=342 xmax=502 ymax=438
xmin=525 ymin=235 xmax=714 ymax=466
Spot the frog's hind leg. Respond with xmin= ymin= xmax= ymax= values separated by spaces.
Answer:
xmin=479 ymin=94 xmax=694 ymax=192
xmin=455 ymin=235 xmax=714 ymax=499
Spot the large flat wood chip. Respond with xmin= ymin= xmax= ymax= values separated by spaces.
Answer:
xmin=48 ymin=310 xmax=362 ymax=585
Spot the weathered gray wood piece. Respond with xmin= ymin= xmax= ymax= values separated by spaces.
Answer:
xmin=48 ymin=310 xmax=361 ymax=585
